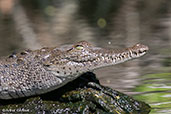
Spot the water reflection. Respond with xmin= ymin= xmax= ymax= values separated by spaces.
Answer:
xmin=133 ymin=73 xmax=171 ymax=114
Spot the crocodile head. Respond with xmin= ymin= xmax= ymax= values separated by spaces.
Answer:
xmin=44 ymin=41 xmax=148 ymax=78
xmin=0 ymin=41 xmax=149 ymax=100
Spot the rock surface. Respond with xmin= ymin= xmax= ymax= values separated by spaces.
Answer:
xmin=0 ymin=72 xmax=151 ymax=114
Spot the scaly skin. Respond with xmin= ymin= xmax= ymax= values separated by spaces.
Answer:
xmin=0 ymin=41 xmax=148 ymax=99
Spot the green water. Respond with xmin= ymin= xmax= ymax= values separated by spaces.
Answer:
xmin=133 ymin=73 xmax=171 ymax=114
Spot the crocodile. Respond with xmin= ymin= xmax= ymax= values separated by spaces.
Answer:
xmin=0 ymin=41 xmax=148 ymax=99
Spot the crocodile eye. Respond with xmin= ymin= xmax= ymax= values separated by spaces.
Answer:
xmin=75 ymin=45 xmax=84 ymax=50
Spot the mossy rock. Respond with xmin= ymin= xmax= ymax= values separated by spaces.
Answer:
xmin=0 ymin=72 xmax=151 ymax=114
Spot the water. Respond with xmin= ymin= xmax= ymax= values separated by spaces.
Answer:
xmin=94 ymin=40 xmax=171 ymax=114
xmin=133 ymin=73 xmax=171 ymax=114
xmin=94 ymin=42 xmax=171 ymax=114
xmin=0 ymin=0 xmax=171 ymax=113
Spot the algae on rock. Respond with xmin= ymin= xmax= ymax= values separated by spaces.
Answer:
xmin=0 ymin=72 xmax=151 ymax=114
